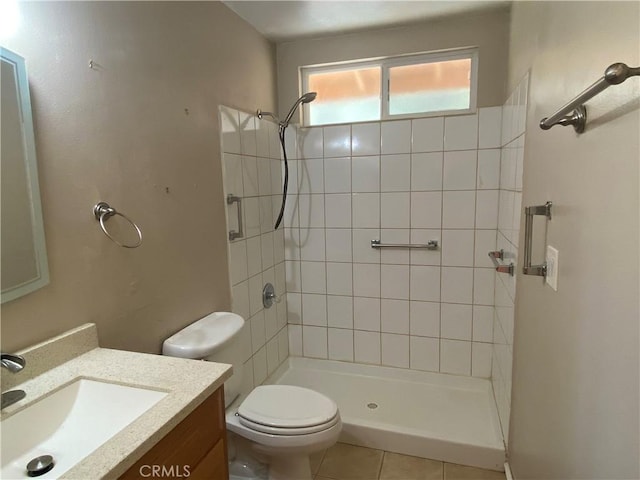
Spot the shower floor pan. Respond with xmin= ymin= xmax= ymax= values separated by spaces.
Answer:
xmin=268 ymin=357 xmax=505 ymax=471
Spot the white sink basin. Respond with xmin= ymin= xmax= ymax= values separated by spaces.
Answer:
xmin=1 ymin=379 xmax=167 ymax=479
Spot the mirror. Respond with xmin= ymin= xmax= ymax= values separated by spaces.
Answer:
xmin=1 ymin=47 xmax=49 ymax=303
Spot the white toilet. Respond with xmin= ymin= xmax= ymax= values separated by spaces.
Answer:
xmin=162 ymin=312 xmax=342 ymax=480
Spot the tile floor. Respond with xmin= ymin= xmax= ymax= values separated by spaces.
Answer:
xmin=310 ymin=443 xmax=506 ymax=480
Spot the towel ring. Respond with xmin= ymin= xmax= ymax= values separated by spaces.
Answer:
xmin=93 ymin=202 xmax=143 ymax=248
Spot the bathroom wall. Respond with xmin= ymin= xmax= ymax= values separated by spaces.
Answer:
xmin=491 ymin=72 xmax=528 ymax=444
xmin=506 ymin=1 xmax=639 ymax=478
xmin=0 ymin=2 xmax=277 ymax=353
xmin=276 ymin=7 xmax=510 ymax=118
xmin=284 ymin=109 xmax=503 ymax=378
xmin=219 ymin=105 xmax=289 ymax=395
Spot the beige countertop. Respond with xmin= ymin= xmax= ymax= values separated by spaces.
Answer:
xmin=0 ymin=324 xmax=232 ymax=480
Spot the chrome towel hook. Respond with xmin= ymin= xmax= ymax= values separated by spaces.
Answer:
xmin=93 ymin=202 xmax=143 ymax=248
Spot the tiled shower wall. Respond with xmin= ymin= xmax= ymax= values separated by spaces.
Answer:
xmin=283 ymin=109 xmax=503 ymax=378
xmin=492 ymin=73 xmax=528 ymax=443
xmin=219 ymin=105 xmax=289 ymax=397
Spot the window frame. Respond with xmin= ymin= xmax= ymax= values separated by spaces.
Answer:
xmin=300 ymin=47 xmax=479 ymax=127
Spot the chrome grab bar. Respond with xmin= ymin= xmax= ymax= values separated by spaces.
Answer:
xmin=523 ymin=201 xmax=552 ymax=276
xmin=540 ymin=63 xmax=640 ymax=133
xmin=488 ymin=249 xmax=514 ymax=276
xmin=371 ymin=239 xmax=438 ymax=250
xmin=227 ymin=194 xmax=243 ymax=241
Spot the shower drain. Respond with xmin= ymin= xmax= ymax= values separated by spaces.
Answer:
xmin=366 ymin=402 xmax=378 ymax=409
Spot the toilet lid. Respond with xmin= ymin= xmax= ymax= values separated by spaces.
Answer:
xmin=238 ymin=385 xmax=338 ymax=428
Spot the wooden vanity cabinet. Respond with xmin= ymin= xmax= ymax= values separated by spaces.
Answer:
xmin=119 ymin=386 xmax=228 ymax=480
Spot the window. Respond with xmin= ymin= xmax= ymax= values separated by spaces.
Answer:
xmin=301 ymin=48 xmax=478 ymax=126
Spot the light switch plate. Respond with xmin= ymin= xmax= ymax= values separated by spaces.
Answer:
xmin=545 ymin=245 xmax=559 ymax=291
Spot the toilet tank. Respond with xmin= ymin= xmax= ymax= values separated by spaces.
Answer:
xmin=162 ymin=312 xmax=245 ymax=407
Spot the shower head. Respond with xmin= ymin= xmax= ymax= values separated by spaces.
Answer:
xmin=281 ymin=92 xmax=317 ymax=128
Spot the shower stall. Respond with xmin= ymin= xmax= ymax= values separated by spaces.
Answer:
xmin=218 ymin=75 xmax=527 ymax=470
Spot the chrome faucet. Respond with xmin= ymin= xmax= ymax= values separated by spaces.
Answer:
xmin=1 ymin=353 xmax=26 ymax=409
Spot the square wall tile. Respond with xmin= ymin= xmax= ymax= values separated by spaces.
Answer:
xmin=325 ymin=194 xmax=352 ymax=227
xmin=298 ymin=194 xmax=325 ymax=229
xmin=352 ymin=229 xmax=380 ymax=263
xmin=381 ymin=154 xmax=411 ymax=192
xmin=473 ymin=306 xmax=494 ymax=342
xmin=289 ymin=324 xmax=302 ymax=356
xmin=324 ymin=157 xmax=351 ymax=193
xmin=476 ymin=190 xmax=499 ymax=229
xmin=412 ymin=117 xmax=444 ymax=153
xmin=286 ymin=292 xmax=302 ymax=324
xmin=229 ymin=240 xmax=248 ymax=285
xmin=244 ymin=197 xmax=261 ymax=238
xmin=474 ymin=230 xmax=497 ymax=268
xmin=323 ymin=125 xmax=351 ymax=157
xmin=442 ymin=191 xmax=476 ymax=229
xmin=352 ymin=122 xmax=380 ymax=156
xmin=440 ymin=339 xmax=471 ymax=375
xmin=278 ymin=327 xmax=289 ymax=363
xmin=381 ymin=299 xmax=409 ymax=334
xmin=354 ymin=330 xmax=381 ymax=364
xmin=380 ymin=229 xmax=410 ymax=265
xmin=328 ymin=328 xmax=354 ymax=361
xmin=352 ymin=193 xmax=380 ymax=228
xmin=411 ymin=153 xmax=443 ymax=191
xmin=302 ymin=293 xmax=327 ymax=326
xmin=441 ymin=267 xmax=473 ymax=304
xmin=267 ymin=337 xmax=279 ymax=375
xmin=477 ymin=149 xmax=501 ymax=189
xmin=410 ymin=229 xmax=441 ymax=266
xmin=248 ymin=273 xmax=264 ymax=316
xmin=286 ymin=160 xmax=300 ymax=196
xmin=410 ymin=301 xmax=440 ymax=337
xmin=300 ymin=228 xmax=326 ymax=262
xmin=441 ymin=303 xmax=472 ymax=340
xmin=300 ymin=261 xmax=326 ymax=294
xmin=250 ymin=312 xmax=266 ymax=354
xmin=303 ymin=326 xmax=328 ymax=358
xmin=381 ymin=264 xmax=410 ymax=300
xmin=223 ymin=153 xmax=244 ymax=197
xmin=472 ymin=342 xmax=492 ymax=378
xmin=410 ymin=336 xmax=439 ymax=372
xmin=243 ymin=156 xmax=259 ymax=197
xmin=298 ymin=127 xmax=323 ymax=159
xmin=443 ymin=150 xmax=477 ymax=190
xmin=478 ymin=106 xmax=502 ymax=149
xmin=473 ymin=268 xmax=495 ymax=305
xmin=381 ymin=120 xmax=411 ymax=154
xmin=353 ymin=297 xmax=380 ymax=331
xmin=298 ymin=158 xmax=324 ymax=194
xmin=285 ymin=260 xmax=301 ymax=292
xmin=441 ymin=229 xmax=475 ymax=267
xmin=261 ymin=232 xmax=274 ymax=270
xmin=253 ymin=347 xmax=267 ymax=385
xmin=232 ymin=280 xmax=250 ymax=321
xmin=382 ymin=334 xmax=409 ymax=368
xmin=260 ymin=196 xmax=274 ymax=234
xmin=352 ymin=156 xmax=380 ymax=192
xmin=353 ymin=263 xmax=381 ymax=297
xmin=328 ymin=296 xmax=353 ymax=329
xmin=444 ymin=114 xmax=478 ymax=151
xmin=381 ymin=193 xmax=410 ymax=229
xmin=284 ymin=229 xmax=300 ymax=261
xmin=409 ymin=266 xmax=441 ymax=302
xmin=410 ymin=192 xmax=442 ymax=229
xmin=257 ymin=157 xmax=272 ymax=196
xmin=326 ymin=262 xmax=353 ymax=295
xmin=326 ymin=229 xmax=353 ymax=262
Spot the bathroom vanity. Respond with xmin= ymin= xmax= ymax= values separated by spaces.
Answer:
xmin=0 ymin=324 xmax=232 ymax=479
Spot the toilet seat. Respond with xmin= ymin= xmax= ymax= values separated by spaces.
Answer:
xmin=237 ymin=385 xmax=338 ymax=435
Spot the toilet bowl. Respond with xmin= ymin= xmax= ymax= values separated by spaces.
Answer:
xmin=162 ymin=312 xmax=342 ymax=480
